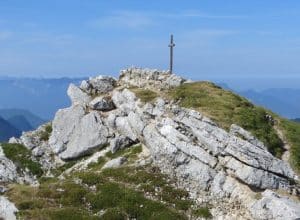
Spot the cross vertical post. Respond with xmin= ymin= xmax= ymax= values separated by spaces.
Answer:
xmin=168 ymin=34 xmax=175 ymax=74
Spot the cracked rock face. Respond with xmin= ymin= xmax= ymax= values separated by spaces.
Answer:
xmin=59 ymin=111 xmax=109 ymax=160
xmin=11 ymin=68 xmax=300 ymax=219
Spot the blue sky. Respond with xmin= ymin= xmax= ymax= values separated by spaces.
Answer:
xmin=1 ymin=0 xmax=300 ymax=79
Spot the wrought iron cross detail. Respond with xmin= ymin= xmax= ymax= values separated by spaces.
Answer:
xmin=168 ymin=34 xmax=175 ymax=74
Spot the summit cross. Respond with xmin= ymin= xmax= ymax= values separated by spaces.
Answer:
xmin=168 ymin=34 xmax=175 ymax=74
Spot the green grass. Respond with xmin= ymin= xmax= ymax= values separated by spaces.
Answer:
xmin=105 ymin=144 xmax=142 ymax=160
xmin=51 ymin=160 xmax=77 ymax=176
xmin=100 ymin=208 xmax=127 ymax=220
xmin=40 ymin=124 xmax=52 ymax=141
xmin=130 ymin=88 xmax=158 ymax=103
xmin=192 ymin=207 xmax=212 ymax=219
xmin=87 ymin=182 xmax=187 ymax=220
xmin=6 ymin=164 xmax=193 ymax=220
xmin=278 ymin=119 xmax=300 ymax=172
xmin=87 ymin=156 xmax=107 ymax=169
xmin=100 ymin=166 xmax=192 ymax=211
xmin=168 ymin=82 xmax=284 ymax=158
xmin=1 ymin=143 xmax=43 ymax=177
xmin=18 ymin=208 xmax=100 ymax=220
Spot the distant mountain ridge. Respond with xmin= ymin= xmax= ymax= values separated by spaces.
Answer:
xmin=7 ymin=115 xmax=33 ymax=132
xmin=0 ymin=109 xmax=46 ymax=141
xmin=0 ymin=77 xmax=86 ymax=120
xmin=0 ymin=77 xmax=299 ymax=122
xmin=0 ymin=108 xmax=45 ymax=128
xmin=0 ymin=116 xmax=20 ymax=141
xmin=239 ymin=88 xmax=300 ymax=119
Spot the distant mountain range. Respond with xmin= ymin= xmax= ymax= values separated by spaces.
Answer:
xmin=216 ymin=83 xmax=300 ymax=119
xmin=0 ymin=108 xmax=45 ymax=141
xmin=0 ymin=76 xmax=299 ymax=124
xmin=0 ymin=77 xmax=86 ymax=120
xmin=0 ymin=116 xmax=21 ymax=141
xmin=293 ymin=118 xmax=300 ymax=123
xmin=239 ymin=88 xmax=300 ymax=119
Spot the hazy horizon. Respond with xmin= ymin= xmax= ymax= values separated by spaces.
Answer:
xmin=1 ymin=1 xmax=300 ymax=79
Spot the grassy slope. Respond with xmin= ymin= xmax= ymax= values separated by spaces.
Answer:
xmin=167 ymin=81 xmax=300 ymax=172
xmin=6 ymin=145 xmax=211 ymax=220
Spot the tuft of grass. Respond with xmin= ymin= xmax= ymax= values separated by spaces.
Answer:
xmin=87 ymin=156 xmax=107 ymax=169
xmin=105 ymin=144 xmax=142 ymax=160
xmin=76 ymin=172 xmax=104 ymax=186
xmin=40 ymin=124 xmax=52 ymax=141
xmin=168 ymin=82 xmax=284 ymax=158
xmin=161 ymin=185 xmax=192 ymax=211
xmin=192 ymin=207 xmax=212 ymax=219
xmin=130 ymin=88 xmax=158 ymax=103
xmin=51 ymin=160 xmax=77 ymax=176
xmin=1 ymin=143 xmax=43 ymax=177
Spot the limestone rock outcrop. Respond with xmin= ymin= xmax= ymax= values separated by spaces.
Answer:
xmin=119 ymin=67 xmax=186 ymax=90
xmin=5 ymin=68 xmax=300 ymax=219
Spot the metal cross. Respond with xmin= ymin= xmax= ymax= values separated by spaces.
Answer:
xmin=168 ymin=34 xmax=175 ymax=74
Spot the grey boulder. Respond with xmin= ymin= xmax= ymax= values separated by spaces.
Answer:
xmin=49 ymin=105 xmax=85 ymax=154
xmin=59 ymin=111 xmax=108 ymax=160
xmin=80 ymin=76 xmax=117 ymax=95
xmin=89 ymin=96 xmax=115 ymax=111
xmin=110 ymin=135 xmax=134 ymax=153
xmin=67 ymin=83 xmax=91 ymax=106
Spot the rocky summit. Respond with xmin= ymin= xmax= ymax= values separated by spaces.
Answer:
xmin=0 ymin=67 xmax=300 ymax=220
